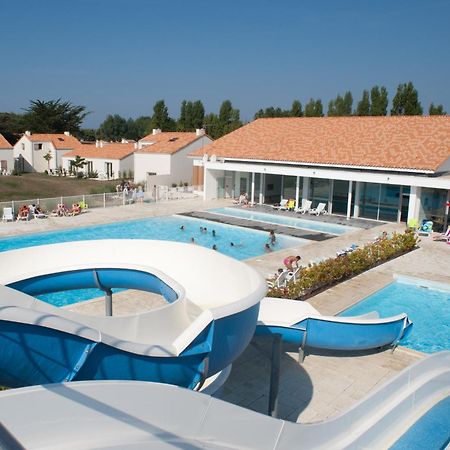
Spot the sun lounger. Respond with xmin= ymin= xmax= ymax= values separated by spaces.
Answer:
xmin=309 ymin=202 xmax=327 ymax=216
xmin=284 ymin=199 xmax=296 ymax=211
xmin=267 ymin=270 xmax=289 ymax=288
xmin=432 ymin=226 xmax=450 ymax=241
xmin=1 ymin=207 xmax=14 ymax=222
xmin=295 ymin=200 xmax=312 ymax=214
xmin=272 ymin=199 xmax=288 ymax=210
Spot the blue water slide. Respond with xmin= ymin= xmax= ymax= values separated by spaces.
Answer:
xmin=256 ymin=298 xmax=412 ymax=352
xmin=0 ymin=240 xmax=266 ymax=389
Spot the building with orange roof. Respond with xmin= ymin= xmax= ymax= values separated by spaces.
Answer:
xmin=190 ymin=117 xmax=450 ymax=228
xmin=62 ymin=140 xmax=136 ymax=179
xmin=134 ymin=128 xmax=212 ymax=187
xmin=0 ymin=133 xmax=13 ymax=174
xmin=13 ymin=131 xmax=81 ymax=173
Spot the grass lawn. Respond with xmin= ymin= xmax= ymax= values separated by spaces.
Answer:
xmin=0 ymin=173 xmax=118 ymax=201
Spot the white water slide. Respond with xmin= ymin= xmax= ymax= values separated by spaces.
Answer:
xmin=0 ymin=352 xmax=448 ymax=449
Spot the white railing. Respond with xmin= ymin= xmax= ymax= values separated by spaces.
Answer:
xmin=0 ymin=185 xmax=203 ymax=217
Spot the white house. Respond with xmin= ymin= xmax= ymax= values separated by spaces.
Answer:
xmin=0 ymin=134 xmax=14 ymax=174
xmin=13 ymin=131 xmax=80 ymax=173
xmin=62 ymin=140 xmax=135 ymax=179
xmin=134 ymin=129 xmax=212 ymax=187
xmin=191 ymin=116 xmax=450 ymax=229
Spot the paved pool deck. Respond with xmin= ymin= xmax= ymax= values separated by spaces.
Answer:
xmin=1 ymin=198 xmax=449 ymax=423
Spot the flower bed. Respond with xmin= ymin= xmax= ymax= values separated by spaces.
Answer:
xmin=267 ymin=230 xmax=418 ymax=300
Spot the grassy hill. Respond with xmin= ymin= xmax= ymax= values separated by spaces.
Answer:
xmin=0 ymin=173 xmax=118 ymax=202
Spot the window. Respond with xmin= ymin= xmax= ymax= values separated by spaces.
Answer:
xmin=34 ymin=143 xmax=43 ymax=151
xmin=21 ymin=143 xmax=25 ymax=151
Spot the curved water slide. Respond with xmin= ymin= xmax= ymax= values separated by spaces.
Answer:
xmin=0 ymin=240 xmax=266 ymax=389
xmin=256 ymin=298 xmax=413 ymax=355
xmin=0 ymin=352 xmax=448 ymax=449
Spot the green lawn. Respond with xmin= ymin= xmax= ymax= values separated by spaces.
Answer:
xmin=0 ymin=173 xmax=118 ymax=201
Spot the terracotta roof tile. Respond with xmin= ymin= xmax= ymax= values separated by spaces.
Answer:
xmin=0 ymin=134 xmax=12 ymax=149
xmin=137 ymin=132 xmax=201 ymax=155
xmin=25 ymin=133 xmax=81 ymax=149
xmin=190 ymin=117 xmax=450 ymax=172
xmin=64 ymin=142 xmax=135 ymax=160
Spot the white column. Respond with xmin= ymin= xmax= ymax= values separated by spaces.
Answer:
xmin=280 ymin=175 xmax=284 ymax=201
xmin=259 ymin=173 xmax=264 ymax=204
xmin=346 ymin=180 xmax=353 ymax=220
xmin=407 ymin=186 xmax=421 ymax=224
xmin=353 ymin=181 xmax=361 ymax=218
xmin=235 ymin=171 xmax=241 ymax=197
xmin=251 ymin=172 xmax=255 ymax=205
xmin=295 ymin=176 xmax=300 ymax=209
xmin=202 ymin=165 xmax=207 ymax=200
xmin=302 ymin=177 xmax=310 ymax=203
xmin=328 ymin=180 xmax=334 ymax=214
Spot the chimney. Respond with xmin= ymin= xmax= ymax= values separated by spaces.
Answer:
xmin=25 ymin=131 xmax=31 ymax=136
xmin=196 ymin=128 xmax=205 ymax=136
xmin=64 ymin=131 xmax=70 ymax=136
xmin=100 ymin=141 xmax=104 ymax=148
xmin=152 ymin=128 xmax=161 ymax=135
xmin=121 ymin=138 xmax=127 ymax=143
xmin=134 ymin=142 xmax=138 ymax=149
xmin=95 ymin=140 xmax=99 ymax=148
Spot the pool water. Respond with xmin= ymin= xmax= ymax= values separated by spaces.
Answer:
xmin=209 ymin=207 xmax=355 ymax=235
xmin=37 ymin=288 xmax=125 ymax=307
xmin=0 ymin=214 xmax=306 ymax=260
xmin=340 ymin=279 xmax=450 ymax=353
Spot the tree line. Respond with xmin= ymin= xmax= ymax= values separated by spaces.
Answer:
xmin=254 ymin=82 xmax=446 ymax=119
xmin=0 ymin=81 xmax=446 ymax=144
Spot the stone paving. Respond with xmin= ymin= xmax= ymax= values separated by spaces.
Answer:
xmin=1 ymin=198 xmax=449 ymax=424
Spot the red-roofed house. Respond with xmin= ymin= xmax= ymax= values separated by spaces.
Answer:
xmin=0 ymin=134 xmax=13 ymax=174
xmin=134 ymin=129 xmax=212 ymax=186
xmin=13 ymin=131 xmax=81 ymax=173
xmin=190 ymin=117 xmax=450 ymax=227
xmin=62 ymin=140 xmax=136 ymax=179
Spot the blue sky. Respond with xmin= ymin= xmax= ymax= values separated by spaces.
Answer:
xmin=1 ymin=0 xmax=449 ymax=127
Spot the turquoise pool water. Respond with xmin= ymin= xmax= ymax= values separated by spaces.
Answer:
xmin=389 ymin=396 xmax=450 ymax=450
xmin=0 ymin=214 xmax=306 ymax=260
xmin=37 ymin=288 xmax=125 ymax=307
xmin=340 ymin=279 xmax=450 ymax=353
xmin=209 ymin=207 xmax=355 ymax=235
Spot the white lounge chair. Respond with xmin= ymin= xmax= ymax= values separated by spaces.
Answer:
xmin=285 ymin=267 xmax=301 ymax=284
xmin=309 ymin=202 xmax=327 ymax=216
xmin=296 ymin=200 xmax=312 ymax=214
xmin=267 ymin=270 xmax=289 ymax=288
xmin=272 ymin=199 xmax=288 ymax=210
xmin=1 ymin=207 xmax=14 ymax=222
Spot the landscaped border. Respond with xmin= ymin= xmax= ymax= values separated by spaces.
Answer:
xmin=268 ymin=230 xmax=418 ymax=300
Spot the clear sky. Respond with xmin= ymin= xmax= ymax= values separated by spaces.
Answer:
xmin=1 ymin=0 xmax=449 ymax=127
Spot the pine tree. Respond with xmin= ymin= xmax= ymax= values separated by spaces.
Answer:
xmin=356 ymin=90 xmax=370 ymax=116
xmin=370 ymin=86 xmax=388 ymax=116
xmin=305 ymin=98 xmax=323 ymax=117
xmin=290 ymin=100 xmax=303 ymax=117
xmin=191 ymin=100 xmax=205 ymax=129
xmin=151 ymin=100 xmax=175 ymax=130
xmin=429 ymin=103 xmax=446 ymax=115
xmin=391 ymin=82 xmax=423 ymax=116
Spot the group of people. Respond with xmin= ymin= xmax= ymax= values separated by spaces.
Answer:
xmin=234 ymin=192 xmax=250 ymax=206
xmin=16 ymin=204 xmax=46 ymax=220
xmin=51 ymin=203 xmax=82 ymax=217
xmin=116 ymin=181 xmax=145 ymax=203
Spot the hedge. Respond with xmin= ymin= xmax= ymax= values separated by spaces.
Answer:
xmin=267 ymin=230 xmax=418 ymax=300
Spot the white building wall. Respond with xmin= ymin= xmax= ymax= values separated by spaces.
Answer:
xmin=204 ymin=169 xmax=223 ymax=200
xmin=119 ymin=154 xmax=134 ymax=177
xmin=134 ymin=153 xmax=171 ymax=183
xmin=13 ymin=137 xmax=34 ymax=172
xmin=0 ymin=149 xmax=14 ymax=172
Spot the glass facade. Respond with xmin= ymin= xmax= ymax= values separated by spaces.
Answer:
xmin=282 ymin=176 xmax=297 ymax=201
xmin=419 ymin=188 xmax=449 ymax=231
xmin=359 ymin=182 xmax=401 ymax=221
xmin=310 ymin=179 xmax=330 ymax=207
xmin=332 ymin=180 xmax=352 ymax=215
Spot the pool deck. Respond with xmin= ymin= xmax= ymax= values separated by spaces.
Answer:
xmin=1 ymin=198 xmax=449 ymax=423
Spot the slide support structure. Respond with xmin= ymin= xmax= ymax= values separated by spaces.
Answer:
xmin=268 ymin=334 xmax=282 ymax=418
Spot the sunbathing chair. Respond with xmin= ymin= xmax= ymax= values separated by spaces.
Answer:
xmin=285 ymin=199 xmax=296 ymax=211
xmin=433 ymin=226 xmax=450 ymax=241
xmin=309 ymin=202 xmax=327 ymax=216
xmin=417 ymin=220 xmax=433 ymax=236
xmin=267 ymin=270 xmax=289 ymax=288
xmin=295 ymin=200 xmax=312 ymax=214
xmin=272 ymin=199 xmax=288 ymax=210
xmin=2 ymin=207 xmax=14 ymax=222
xmin=285 ymin=267 xmax=301 ymax=284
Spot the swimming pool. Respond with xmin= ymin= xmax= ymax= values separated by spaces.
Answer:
xmin=340 ymin=277 xmax=450 ymax=353
xmin=0 ymin=214 xmax=306 ymax=260
xmin=208 ymin=207 xmax=356 ymax=235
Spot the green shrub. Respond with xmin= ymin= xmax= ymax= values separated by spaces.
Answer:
xmin=268 ymin=231 xmax=418 ymax=300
